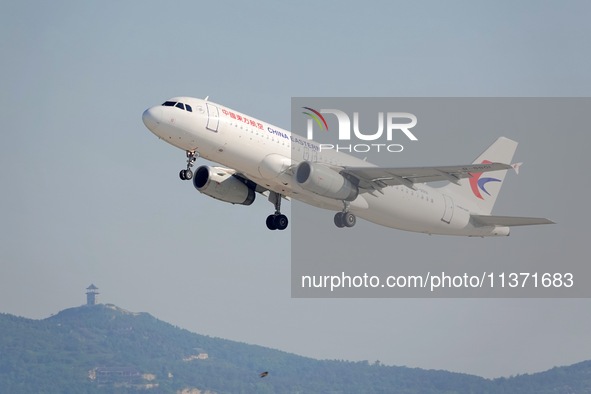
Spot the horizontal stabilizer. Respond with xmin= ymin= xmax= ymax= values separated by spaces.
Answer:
xmin=471 ymin=214 xmax=555 ymax=227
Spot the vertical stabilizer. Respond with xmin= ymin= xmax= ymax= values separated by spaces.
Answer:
xmin=444 ymin=137 xmax=518 ymax=214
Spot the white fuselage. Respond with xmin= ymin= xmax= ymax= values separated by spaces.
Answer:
xmin=142 ymin=97 xmax=509 ymax=236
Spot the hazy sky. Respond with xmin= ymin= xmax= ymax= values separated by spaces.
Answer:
xmin=1 ymin=1 xmax=590 ymax=379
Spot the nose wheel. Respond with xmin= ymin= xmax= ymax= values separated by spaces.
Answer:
xmin=179 ymin=169 xmax=192 ymax=180
xmin=266 ymin=192 xmax=289 ymax=230
xmin=179 ymin=151 xmax=199 ymax=180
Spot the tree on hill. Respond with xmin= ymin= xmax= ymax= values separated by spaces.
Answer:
xmin=0 ymin=306 xmax=590 ymax=394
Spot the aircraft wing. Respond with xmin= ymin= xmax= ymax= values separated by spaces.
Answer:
xmin=341 ymin=162 xmax=511 ymax=192
xmin=471 ymin=214 xmax=555 ymax=227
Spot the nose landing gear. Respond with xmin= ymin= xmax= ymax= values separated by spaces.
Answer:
xmin=179 ymin=151 xmax=199 ymax=180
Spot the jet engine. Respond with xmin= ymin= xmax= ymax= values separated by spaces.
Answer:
xmin=193 ymin=166 xmax=255 ymax=205
xmin=295 ymin=161 xmax=358 ymax=201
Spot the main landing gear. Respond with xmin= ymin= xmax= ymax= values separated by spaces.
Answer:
xmin=263 ymin=194 xmax=356 ymax=230
xmin=334 ymin=201 xmax=356 ymax=228
xmin=179 ymin=151 xmax=199 ymax=180
xmin=266 ymin=191 xmax=288 ymax=231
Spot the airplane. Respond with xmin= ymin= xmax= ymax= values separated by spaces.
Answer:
xmin=142 ymin=97 xmax=554 ymax=236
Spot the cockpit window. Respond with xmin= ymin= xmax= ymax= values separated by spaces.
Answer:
xmin=162 ymin=101 xmax=193 ymax=112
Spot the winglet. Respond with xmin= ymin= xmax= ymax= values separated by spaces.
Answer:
xmin=511 ymin=162 xmax=523 ymax=175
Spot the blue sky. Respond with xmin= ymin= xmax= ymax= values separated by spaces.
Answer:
xmin=1 ymin=1 xmax=590 ymax=378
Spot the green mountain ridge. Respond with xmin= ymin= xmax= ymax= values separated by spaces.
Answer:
xmin=0 ymin=304 xmax=589 ymax=393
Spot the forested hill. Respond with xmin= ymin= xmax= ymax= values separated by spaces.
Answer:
xmin=0 ymin=304 xmax=589 ymax=393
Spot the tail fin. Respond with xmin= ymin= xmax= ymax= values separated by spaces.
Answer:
xmin=444 ymin=137 xmax=518 ymax=214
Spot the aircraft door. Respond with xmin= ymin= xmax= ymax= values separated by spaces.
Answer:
xmin=441 ymin=194 xmax=454 ymax=224
xmin=206 ymin=103 xmax=220 ymax=132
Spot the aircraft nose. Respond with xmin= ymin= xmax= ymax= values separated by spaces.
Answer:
xmin=142 ymin=106 xmax=162 ymax=132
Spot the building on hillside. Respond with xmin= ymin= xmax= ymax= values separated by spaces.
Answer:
xmin=86 ymin=284 xmax=99 ymax=306
xmin=90 ymin=366 xmax=141 ymax=385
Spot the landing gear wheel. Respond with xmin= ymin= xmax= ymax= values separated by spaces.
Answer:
xmin=266 ymin=214 xmax=288 ymax=230
xmin=334 ymin=212 xmax=345 ymax=228
xmin=179 ymin=151 xmax=198 ymax=180
xmin=179 ymin=169 xmax=193 ymax=180
xmin=274 ymin=214 xmax=289 ymax=230
xmin=266 ymin=192 xmax=289 ymax=231
xmin=334 ymin=212 xmax=356 ymax=228
xmin=266 ymin=215 xmax=277 ymax=230
xmin=343 ymin=212 xmax=356 ymax=228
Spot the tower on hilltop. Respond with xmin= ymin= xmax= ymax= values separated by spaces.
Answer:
xmin=86 ymin=284 xmax=99 ymax=306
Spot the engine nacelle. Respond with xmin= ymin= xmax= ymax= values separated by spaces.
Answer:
xmin=295 ymin=161 xmax=358 ymax=201
xmin=193 ymin=166 xmax=255 ymax=205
